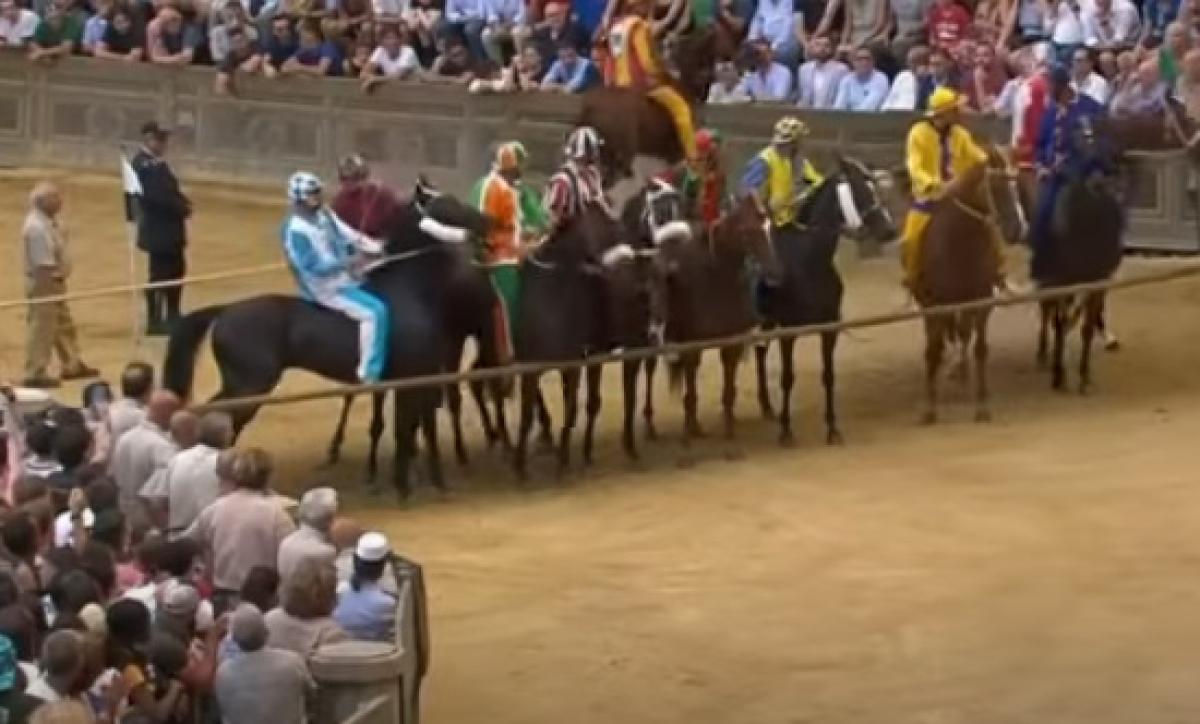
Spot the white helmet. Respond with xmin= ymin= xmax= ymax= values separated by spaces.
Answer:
xmin=564 ymin=126 xmax=602 ymax=162
xmin=288 ymin=171 xmax=323 ymax=203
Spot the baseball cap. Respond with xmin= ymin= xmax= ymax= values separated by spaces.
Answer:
xmin=355 ymin=532 xmax=391 ymax=563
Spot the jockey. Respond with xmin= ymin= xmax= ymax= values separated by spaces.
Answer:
xmin=330 ymin=154 xmax=403 ymax=239
xmin=1030 ymin=64 xmax=1111 ymax=284
xmin=468 ymin=141 xmax=549 ymax=364
xmin=661 ymin=127 xmax=727 ymax=225
xmin=282 ymin=171 xmax=389 ymax=384
xmin=544 ymin=126 xmax=609 ymax=232
xmin=604 ymin=0 xmax=699 ymax=162
xmin=739 ymin=116 xmax=823 ymax=230
xmin=900 ymin=87 xmax=1007 ymax=292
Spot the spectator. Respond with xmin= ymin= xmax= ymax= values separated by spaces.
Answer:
xmin=708 ymin=59 xmax=751 ymax=102
xmin=110 ymin=391 xmax=180 ymax=521
xmin=106 ymin=599 xmax=185 ymax=723
xmin=479 ymin=0 xmax=526 ymax=66
xmin=527 ymin=0 xmax=585 ymax=67
xmin=0 ymin=633 xmax=37 ymax=724
xmin=738 ymin=38 xmax=793 ymax=100
xmin=147 ymin=5 xmax=201 ymax=64
xmin=1176 ymin=46 xmax=1200 ymax=118
xmin=796 ymin=33 xmax=848 ymax=107
xmin=184 ymin=448 xmax=295 ymax=609
xmin=439 ymin=0 xmax=486 ymax=61
xmin=1141 ymin=0 xmax=1181 ymax=48
xmin=51 ymin=482 xmax=97 ymax=548
xmin=1044 ymin=0 xmax=1084 ymax=63
xmin=131 ymin=121 xmax=191 ymax=336
xmin=26 ymin=630 xmax=85 ymax=704
xmin=927 ymin=0 xmax=971 ymax=52
xmin=359 ymin=22 xmax=419 ymax=90
xmin=276 ymin=487 xmax=337 ymax=585
xmin=1158 ymin=21 xmax=1190 ymax=88
xmin=965 ymin=40 xmax=1008 ymax=111
xmin=214 ymin=25 xmax=264 ymax=94
xmin=837 ymin=0 xmax=890 ymax=57
xmin=80 ymin=0 xmax=113 ymax=54
xmin=261 ymin=15 xmax=298 ymax=76
xmin=330 ymin=518 xmax=393 ymax=594
xmin=28 ymin=0 xmax=82 ymax=61
xmin=0 ymin=570 xmax=39 ymax=661
xmin=264 ymin=559 xmax=347 ymax=661
xmin=468 ymin=41 xmax=538 ymax=90
xmin=238 ymin=567 xmax=280 ymax=613
xmin=209 ymin=0 xmax=259 ymax=63
xmin=1014 ymin=0 xmax=1048 ymax=45
xmin=327 ymin=0 xmax=373 ymax=42
xmin=1070 ymin=45 xmax=1109 ymax=101
xmin=342 ymin=31 xmax=373 ymax=75
xmin=890 ymin=0 xmax=932 ymax=63
xmin=1111 ymin=57 xmax=1169 ymax=115
xmin=401 ymin=0 xmax=441 ymax=63
xmin=22 ymin=420 xmax=62 ymax=482
xmin=539 ymin=38 xmax=599 ymax=91
xmin=1083 ymin=0 xmax=1139 ymax=51
xmin=427 ymin=37 xmax=491 ymax=82
xmin=746 ymin=0 xmax=802 ymax=68
xmin=929 ymin=45 xmax=960 ymax=89
xmin=215 ymin=604 xmax=314 ymax=724
xmin=332 ymin=532 xmax=395 ymax=642
xmin=833 ymin=45 xmax=888 ymax=109
xmin=143 ymin=412 xmax=231 ymax=540
xmin=883 ymin=44 xmax=932 ymax=109
xmin=1 ymin=513 xmax=41 ymax=596
xmin=108 ymin=363 xmax=153 ymax=444
xmin=78 ymin=541 xmax=118 ymax=601
xmin=281 ymin=20 xmax=343 ymax=75
xmin=21 ymin=182 xmax=96 ymax=390
xmin=0 ymin=0 xmax=37 ymax=49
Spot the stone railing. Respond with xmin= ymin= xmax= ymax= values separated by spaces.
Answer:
xmin=0 ymin=56 xmax=1193 ymax=251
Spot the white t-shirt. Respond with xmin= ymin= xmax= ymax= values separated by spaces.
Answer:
xmin=369 ymin=45 xmax=418 ymax=78
xmin=0 ymin=9 xmax=38 ymax=47
xmin=373 ymin=0 xmax=403 ymax=15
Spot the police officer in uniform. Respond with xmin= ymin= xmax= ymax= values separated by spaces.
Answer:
xmin=132 ymin=121 xmax=191 ymax=336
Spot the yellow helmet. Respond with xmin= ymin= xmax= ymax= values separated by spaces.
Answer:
xmin=926 ymin=87 xmax=966 ymax=117
xmin=772 ymin=116 xmax=809 ymax=145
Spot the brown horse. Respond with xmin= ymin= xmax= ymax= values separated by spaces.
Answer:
xmin=907 ymin=147 xmax=1027 ymax=424
xmin=578 ymin=28 xmax=716 ymax=184
xmin=658 ymin=194 xmax=781 ymax=451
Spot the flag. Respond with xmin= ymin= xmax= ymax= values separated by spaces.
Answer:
xmin=120 ymin=152 xmax=142 ymax=223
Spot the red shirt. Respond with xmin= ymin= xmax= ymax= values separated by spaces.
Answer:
xmin=331 ymin=181 xmax=404 ymax=239
xmin=927 ymin=1 xmax=972 ymax=51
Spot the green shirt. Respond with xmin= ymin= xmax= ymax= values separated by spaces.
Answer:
xmin=33 ymin=14 xmax=82 ymax=49
xmin=691 ymin=0 xmax=713 ymax=27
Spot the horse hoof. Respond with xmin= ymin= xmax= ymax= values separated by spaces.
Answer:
xmin=760 ymin=405 xmax=776 ymax=421
xmin=826 ymin=429 xmax=844 ymax=446
xmin=975 ymin=409 xmax=992 ymax=423
xmin=778 ymin=429 xmax=795 ymax=447
xmin=645 ymin=425 xmax=659 ymax=442
xmin=1104 ymin=335 xmax=1121 ymax=352
xmin=920 ymin=411 xmax=937 ymax=426
xmin=1051 ymin=377 xmax=1066 ymax=392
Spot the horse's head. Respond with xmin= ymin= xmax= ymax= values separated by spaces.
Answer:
xmin=667 ymin=29 xmax=717 ymax=102
xmin=383 ymin=175 xmax=492 ymax=254
xmin=984 ymin=146 xmax=1030 ymax=244
xmin=717 ymin=194 xmax=781 ymax=284
xmin=833 ymin=153 xmax=898 ymax=243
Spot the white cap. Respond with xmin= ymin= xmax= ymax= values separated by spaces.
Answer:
xmin=355 ymin=532 xmax=391 ymax=563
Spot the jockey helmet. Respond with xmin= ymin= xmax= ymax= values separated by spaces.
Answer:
xmin=695 ymin=128 xmax=722 ymax=156
xmin=337 ymin=154 xmax=369 ymax=181
xmin=288 ymin=171 xmax=323 ymax=203
xmin=494 ymin=141 xmax=528 ymax=172
xmin=772 ymin=116 xmax=808 ymax=145
xmin=564 ymin=126 xmax=603 ymax=162
xmin=926 ymin=87 xmax=966 ymax=117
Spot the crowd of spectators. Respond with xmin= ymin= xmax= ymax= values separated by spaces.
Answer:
xmin=0 ymin=362 xmax=406 ymax=724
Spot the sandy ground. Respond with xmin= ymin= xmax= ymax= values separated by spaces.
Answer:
xmin=3 ymin=170 xmax=1200 ymax=723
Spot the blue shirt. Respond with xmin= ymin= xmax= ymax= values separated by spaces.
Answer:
xmin=542 ymin=56 xmax=599 ymax=92
xmin=444 ymin=0 xmax=482 ymax=22
xmin=1142 ymin=0 xmax=1180 ymax=41
xmin=833 ymin=69 xmax=889 ymax=111
xmin=294 ymin=40 xmax=343 ymax=76
xmin=481 ymin=0 xmax=524 ymax=23
xmin=748 ymin=0 xmax=798 ymax=49
xmin=1036 ymin=93 xmax=1109 ymax=176
xmin=334 ymin=582 xmax=397 ymax=643
xmin=572 ymin=0 xmax=606 ymax=36
xmin=82 ymin=14 xmax=106 ymax=48
xmin=739 ymin=62 xmax=794 ymax=101
xmin=264 ymin=34 xmax=297 ymax=67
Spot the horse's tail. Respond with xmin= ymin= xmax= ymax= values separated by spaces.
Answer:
xmin=163 ymin=304 xmax=227 ymax=400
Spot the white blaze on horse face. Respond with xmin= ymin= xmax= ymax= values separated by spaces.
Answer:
xmin=836 ymin=182 xmax=864 ymax=231
xmin=652 ymin=220 xmax=692 ymax=245
xmin=418 ymin=217 xmax=469 ymax=243
xmin=601 ymin=243 xmax=636 ymax=267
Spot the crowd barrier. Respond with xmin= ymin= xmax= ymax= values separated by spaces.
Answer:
xmin=0 ymin=57 xmax=1194 ymax=252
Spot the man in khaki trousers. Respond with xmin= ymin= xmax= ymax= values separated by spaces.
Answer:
xmin=23 ymin=181 xmax=97 ymax=388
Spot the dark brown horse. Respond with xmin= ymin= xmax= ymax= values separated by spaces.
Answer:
xmin=657 ymin=194 xmax=780 ymax=451
xmin=908 ymin=148 xmax=1027 ymax=423
xmin=578 ymin=28 xmax=716 ymax=183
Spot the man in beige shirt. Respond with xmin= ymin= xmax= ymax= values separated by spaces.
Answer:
xmin=22 ymin=181 xmax=97 ymax=388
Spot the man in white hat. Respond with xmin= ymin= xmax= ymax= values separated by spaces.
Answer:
xmin=332 ymin=531 xmax=397 ymax=642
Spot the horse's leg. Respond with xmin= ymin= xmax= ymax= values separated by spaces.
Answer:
xmin=514 ymin=373 xmax=538 ymax=480
xmin=1079 ymin=293 xmax=1103 ymax=395
xmin=719 ymin=345 xmax=742 ymax=443
xmin=535 ymin=388 xmax=555 ymax=450
xmin=324 ymin=394 xmax=354 ymax=467
xmin=1051 ymin=302 xmax=1067 ymax=391
xmin=820 ymin=331 xmax=843 ymax=444
xmin=922 ymin=317 xmax=945 ymax=425
xmin=681 ymin=352 xmax=704 ymax=442
xmin=557 ymin=367 xmax=581 ymax=477
xmin=1037 ymin=301 xmax=1051 ymax=368
xmin=390 ymin=391 xmax=419 ymax=501
xmin=777 ymin=336 xmax=797 ymax=446
xmin=468 ymin=379 xmax=498 ymax=448
xmin=643 ymin=355 xmax=659 ymax=441
xmin=951 ymin=318 xmax=970 ymax=385
xmin=444 ymin=383 xmax=468 ymax=467
xmin=420 ymin=393 xmax=446 ymax=491
xmin=365 ymin=391 xmax=386 ymax=489
xmin=621 ymin=359 xmax=639 ymax=460
xmin=974 ymin=311 xmax=992 ymax=422
xmin=583 ymin=364 xmax=603 ymax=467
xmin=489 ymin=379 xmax=513 ymax=452
xmin=754 ymin=340 xmax=775 ymax=420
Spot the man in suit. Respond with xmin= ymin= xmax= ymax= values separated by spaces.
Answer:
xmin=132 ymin=120 xmax=191 ymax=336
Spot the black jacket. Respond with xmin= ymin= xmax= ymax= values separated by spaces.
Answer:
xmin=132 ymin=148 xmax=190 ymax=256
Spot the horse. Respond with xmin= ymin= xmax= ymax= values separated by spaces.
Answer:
xmin=512 ymin=202 xmax=662 ymax=478
xmin=162 ymin=183 xmax=493 ymax=499
xmin=1034 ymin=120 xmax=1125 ymax=393
xmin=906 ymin=148 xmax=1028 ymax=424
xmin=655 ymin=193 xmax=781 ymax=452
xmin=754 ymin=155 xmax=899 ymax=444
xmin=578 ymin=28 xmax=716 ymax=187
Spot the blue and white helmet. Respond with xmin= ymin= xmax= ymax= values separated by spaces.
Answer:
xmin=564 ymin=126 xmax=602 ymax=162
xmin=288 ymin=171 xmax=323 ymax=203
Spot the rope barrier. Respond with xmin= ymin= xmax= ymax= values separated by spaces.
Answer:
xmin=1 ymin=263 xmax=288 ymax=311
xmin=194 ymin=262 xmax=1200 ymax=414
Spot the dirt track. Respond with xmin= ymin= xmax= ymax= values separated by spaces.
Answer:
xmin=3 ymin=171 xmax=1200 ymax=723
